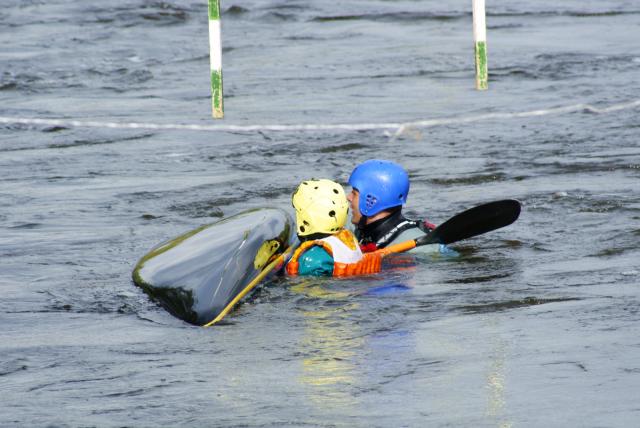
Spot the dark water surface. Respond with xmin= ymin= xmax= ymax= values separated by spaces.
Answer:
xmin=2 ymin=0 xmax=639 ymax=426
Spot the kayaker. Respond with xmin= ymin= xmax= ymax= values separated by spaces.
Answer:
xmin=286 ymin=179 xmax=384 ymax=276
xmin=347 ymin=159 xmax=441 ymax=253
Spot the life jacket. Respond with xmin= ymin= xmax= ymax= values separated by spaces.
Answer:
xmin=286 ymin=229 xmax=384 ymax=277
xmin=358 ymin=217 xmax=437 ymax=253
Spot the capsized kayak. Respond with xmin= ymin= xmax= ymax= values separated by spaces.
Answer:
xmin=132 ymin=208 xmax=297 ymax=325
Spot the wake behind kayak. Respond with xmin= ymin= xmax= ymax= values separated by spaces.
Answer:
xmin=132 ymin=208 xmax=296 ymax=325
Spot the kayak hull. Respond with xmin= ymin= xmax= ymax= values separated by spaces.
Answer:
xmin=132 ymin=208 xmax=296 ymax=325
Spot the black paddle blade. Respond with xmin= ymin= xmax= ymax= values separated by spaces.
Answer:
xmin=416 ymin=199 xmax=521 ymax=246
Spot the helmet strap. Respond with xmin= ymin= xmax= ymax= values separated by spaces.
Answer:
xmin=298 ymin=232 xmax=332 ymax=242
xmin=357 ymin=215 xmax=368 ymax=230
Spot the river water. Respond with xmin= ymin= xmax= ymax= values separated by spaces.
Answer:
xmin=1 ymin=0 xmax=639 ymax=426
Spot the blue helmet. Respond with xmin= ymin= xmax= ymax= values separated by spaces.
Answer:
xmin=348 ymin=159 xmax=410 ymax=216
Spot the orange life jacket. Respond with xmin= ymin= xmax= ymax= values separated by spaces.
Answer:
xmin=286 ymin=229 xmax=384 ymax=277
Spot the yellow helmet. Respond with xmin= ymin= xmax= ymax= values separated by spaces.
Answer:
xmin=292 ymin=179 xmax=348 ymax=237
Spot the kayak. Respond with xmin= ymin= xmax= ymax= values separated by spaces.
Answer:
xmin=132 ymin=199 xmax=520 ymax=326
xmin=132 ymin=208 xmax=297 ymax=325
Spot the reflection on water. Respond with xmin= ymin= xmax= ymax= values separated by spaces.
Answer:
xmin=292 ymin=280 xmax=362 ymax=408
xmin=485 ymin=317 xmax=512 ymax=428
xmin=291 ymin=277 xmax=418 ymax=413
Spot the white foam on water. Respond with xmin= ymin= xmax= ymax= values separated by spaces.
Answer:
xmin=1 ymin=99 xmax=638 ymax=134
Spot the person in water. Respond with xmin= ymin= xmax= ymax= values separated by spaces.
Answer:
xmin=347 ymin=159 xmax=447 ymax=253
xmin=286 ymin=179 xmax=383 ymax=276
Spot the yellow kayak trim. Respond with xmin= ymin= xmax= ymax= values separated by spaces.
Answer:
xmin=203 ymin=245 xmax=296 ymax=327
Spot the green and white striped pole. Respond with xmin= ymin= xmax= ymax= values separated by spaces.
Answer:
xmin=208 ymin=0 xmax=223 ymax=118
xmin=472 ymin=0 xmax=488 ymax=90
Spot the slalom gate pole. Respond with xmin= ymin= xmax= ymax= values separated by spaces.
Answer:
xmin=208 ymin=0 xmax=224 ymax=118
xmin=472 ymin=0 xmax=488 ymax=90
